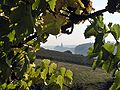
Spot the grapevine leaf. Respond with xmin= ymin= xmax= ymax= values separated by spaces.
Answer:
xmin=10 ymin=3 xmax=34 ymax=40
xmin=46 ymin=0 xmax=57 ymax=11
xmin=7 ymin=83 xmax=17 ymax=89
xmin=116 ymin=43 xmax=120 ymax=59
xmin=20 ymin=80 xmax=27 ymax=89
xmin=59 ymin=67 xmax=66 ymax=76
xmin=102 ymin=43 xmax=115 ymax=54
xmin=56 ymin=75 xmax=64 ymax=90
xmin=42 ymin=13 xmax=65 ymax=35
xmin=7 ymin=30 xmax=15 ymax=42
xmin=110 ymin=70 xmax=120 ymax=90
xmin=32 ymin=0 xmax=40 ymax=10
xmin=78 ymin=0 xmax=85 ymax=9
xmin=97 ymin=16 xmax=104 ymax=29
xmin=110 ymin=24 xmax=120 ymax=40
xmin=49 ymin=74 xmax=57 ymax=83
xmin=84 ymin=23 xmax=98 ymax=38
xmin=41 ymin=59 xmax=50 ymax=68
xmin=0 ymin=83 xmax=7 ymax=89
xmin=28 ymin=80 xmax=32 ymax=87
xmin=41 ymin=69 xmax=48 ymax=81
xmin=110 ymin=83 xmax=117 ymax=90
xmin=102 ymin=60 xmax=112 ymax=73
xmin=93 ymin=33 xmax=104 ymax=53
xmin=49 ymin=63 xmax=57 ymax=75
xmin=65 ymin=70 xmax=73 ymax=81
xmin=92 ymin=60 xmax=97 ymax=70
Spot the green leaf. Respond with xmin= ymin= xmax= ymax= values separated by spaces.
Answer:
xmin=49 ymin=63 xmax=57 ymax=75
xmin=65 ymin=70 xmax=73 ymax=80
xmin=102 ymin=43 xmax=115 ymax=54
xmin=41 ymin=69 xmax=48 ymax=81
xmin=59 ymin=67 xmax=66 ymax=76
xmin=97 ymin=16 xmax=104 ymax=29
xmin=32 ymin=0 xmax=40 ymax=10
xmin=84 ymin=23 xmax=98 ymax=38
xmin=20 ymin=80 xmax=27 ymax=89
xmin=7 ymin=83 xmax=17 ymax=89
xmin=49 ymin=74 xmax=57 ymax=83
xmin=110 ymin=70 xmax=120 ymax=90
xmin=28 ymin=80 xmax=32 ymax=87
xmin=92 ymin=51 xmax=103 ymax=70
xmin=56 ymin=75 xmax=64 ymax=90
xmin=78 ymin=0 xmax=85 ymax=9
xmin=10 ymin=3 xmax=34 ymax=40
xmin=92 ymin=60 xmax=97 ymax=70
xmin=116 ymin=43 xmax=120 ymax=59
xmin=41 ymin=59 xmax=50 ymax=68
xmin=110 ymin=83 xmax=117 ymax=90
xmin=110 ymin=24 xmax=120 ymax=40
xmin=102 ymin=60 xmax=112 ymax=73
xmin=0 ymin=83 xmax=7 ymax=89
xmin=46 ymin=0 xmax=57 ymax=11
xmin=42 ymin=13 xmax=65 ymax=35
xmin=7 ymin=30 xmax=15 ymax=42
xmin=93 ymin=33 xmax=104 ymax=53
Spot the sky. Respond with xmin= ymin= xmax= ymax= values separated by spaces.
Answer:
xmin=42 ymin=0 xmax=120 ymax=46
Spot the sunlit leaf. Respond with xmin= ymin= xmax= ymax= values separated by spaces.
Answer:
xmin=7 ymin=30 xmax=15 ymax=42
xmin=46 ymin=0 xmax=57 ymax=11
xmin=110 ymin=24 xmax=120 ymax=40
xmin=59 ymin=67 xmax=66 ymax=76
xmin=102 ymin=43 xmax=115 ymax=54
xmin=32 ymin=0 xmax=40 ymax=10
xmin=41 ymin=59 xmax=50 ymax=68
xmin=49 ymin=63 xmax=57 ymax=75
xmin=0 ymin=83 xmax=7 ymax=89
xmin=56 ymin=75 xmax=64 ymax=90
xmin=7 ymin=83 xmax=17 ymax=89
xmin=41 ymin=69 xmax=48 ymax=81
xmin=102 ymin=60 xmax=112 ymax=73
xmin=65 ymin=70 xmax=73 ymax=80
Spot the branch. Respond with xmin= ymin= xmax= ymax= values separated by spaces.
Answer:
xmin=74 ymin=8 xmax=107 ymax=23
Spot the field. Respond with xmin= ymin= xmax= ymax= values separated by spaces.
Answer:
xmin=35 ymin=49 xmax=112 ymax=90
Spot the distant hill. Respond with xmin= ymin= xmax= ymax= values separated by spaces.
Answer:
xmin=74 ymin=43 xmax=93 ymax=56
xmin=36 ymin=48 xmax=93 ymax=66
xmin=54 ymin=43 xmax=75 ymax=53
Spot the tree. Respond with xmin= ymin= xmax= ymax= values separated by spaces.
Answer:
xmin=0 ymin=0 xmax=120 ymax=89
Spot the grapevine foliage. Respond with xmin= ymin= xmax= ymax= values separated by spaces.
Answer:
xmin=85 ymin=16 xmax=120 ymax=90
xmin=0 ymin=0 xmax=120 ymax=90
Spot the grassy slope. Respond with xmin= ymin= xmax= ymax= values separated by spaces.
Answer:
xmin=36 ymin=49 xmax=111 ymax=89
xmin=35 ymin=59 xmax=111 ymax=90
xmin=36 ymin=48 xmax=93 ymax=66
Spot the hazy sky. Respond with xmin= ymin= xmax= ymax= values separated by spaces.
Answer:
xmin=42 ymin=0 xmax=120 ymax=46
